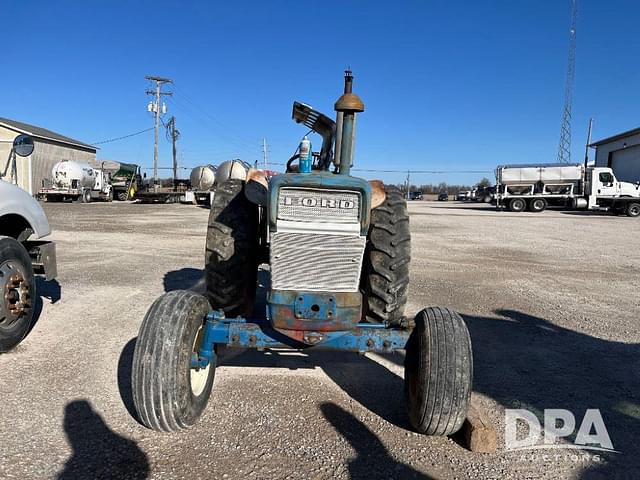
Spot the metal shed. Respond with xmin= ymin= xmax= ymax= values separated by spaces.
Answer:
xmin=590 ymin=127 xmax=640 ymax=183
xmin=0 ymin=117 xmax=97 ymax=195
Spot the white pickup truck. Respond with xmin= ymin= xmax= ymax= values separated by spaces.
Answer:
xmin=0 ymin=134 xmax=57 ymax=352
xmin=495 ymin=163 xmax=640 ymax=217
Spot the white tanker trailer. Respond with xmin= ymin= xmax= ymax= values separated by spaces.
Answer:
xmin=189 ymin=165 xmax=217 ymax=205
xmin=39 ymin=160 xmax=113 ymax=203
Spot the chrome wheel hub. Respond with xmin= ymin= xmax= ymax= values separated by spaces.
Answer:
xmin=0 ymin=261 xmax=31 ymax=327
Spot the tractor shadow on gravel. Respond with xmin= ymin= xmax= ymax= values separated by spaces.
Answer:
xmin=219 ymin=346 xmax=410 ymax=430
xmin=117 ymin=337 xmax=141 ymax=424
xmin=462 ymin=309 xmax=640 ymax=479
xmin=163 ymin=267 xmax=205 ymax=294
xmin=320 ymin=402 xmax=432 ymax=479
xmin=58 ymin=399 xmax=149 ymax=480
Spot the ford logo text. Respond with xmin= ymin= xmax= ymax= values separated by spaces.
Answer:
xmin=282 ymin=196 xmax=356 ymax=209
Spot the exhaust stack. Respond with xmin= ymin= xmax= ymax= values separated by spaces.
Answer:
xmin=334 ymin=70 xmax=364 ymax=175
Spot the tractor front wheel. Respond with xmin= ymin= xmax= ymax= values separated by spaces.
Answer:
xmin=360 ymin=186 xmax=411 ymax=327
xmin=132 ymin=290 xmax=215 ymax=431
xmin=404 ymin=307 xmax=473 ymax=435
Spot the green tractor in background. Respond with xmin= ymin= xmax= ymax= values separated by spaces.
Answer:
xmin=111 ymin=162 xmax=141 ymax=201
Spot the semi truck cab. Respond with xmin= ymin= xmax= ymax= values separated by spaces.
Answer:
xmin=588 ymin=167 xmax=638 ymax=197
xmin=585 ymin=167 xmax=640 ymax=211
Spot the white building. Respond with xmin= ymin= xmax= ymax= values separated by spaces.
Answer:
xmin=0 ymin=117 xmax=97 ymax=195
xmin=590 ymin=127 xmax=640 ymax=183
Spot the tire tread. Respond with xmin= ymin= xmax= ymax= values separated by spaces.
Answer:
xmin=405 ymin=307 xmax=473 ymax=435
xmin=132 ymin=290 xmax=213 ymax=432
xmin=361 ymin=186 xmax=411 ymax=326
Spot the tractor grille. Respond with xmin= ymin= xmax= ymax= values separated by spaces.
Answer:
xmin=277 ymin=188 xmax=360 ymax=223
xmin=270 ymin=231 xmax=366 ymax=292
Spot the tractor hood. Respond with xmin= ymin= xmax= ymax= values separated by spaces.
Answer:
xmin=0 ymin=180 xmax=51 ymax=239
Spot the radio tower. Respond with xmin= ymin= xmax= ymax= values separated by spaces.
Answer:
xmin=557 ymin=0 xmax=578 ymax=164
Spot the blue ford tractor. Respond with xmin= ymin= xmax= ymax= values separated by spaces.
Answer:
xmin=131 ymin=71 xmax=473 ymax=436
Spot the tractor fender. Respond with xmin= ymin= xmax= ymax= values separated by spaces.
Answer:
xmin=369 ymin=179 xmax=386 ymax=209
xmin=244 ymin=168 xmax=268 ymax=206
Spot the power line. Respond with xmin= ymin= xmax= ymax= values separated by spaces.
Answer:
xmin=170 ymin=100 xmax=259 ymax=160
xmin=170 ymin=86 xmax=261 ymax=157
xmin=93 ymin=127 xmax=154 ymax=145
xmin=240 ymin=163 xmax=493 ymax=174
xmin=352 ymin=168 xmax=494 ymax=174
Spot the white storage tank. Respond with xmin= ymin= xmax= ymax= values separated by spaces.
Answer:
xmin=497 ymin=163 xmax=584 ymax=185
xmin=190 ymin=165 xmax=217 ymax=191
xmin=52 ymin=160 xmax=96 ymax=189
xmin=215 ymin=159 xmax=249 ymax=184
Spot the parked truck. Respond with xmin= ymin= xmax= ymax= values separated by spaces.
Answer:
xmin=39 ymin=160 xmax=113 ymax=203
xmin=495 ymin=163 xmax=640 ymax=217
xmin=1 ymin=134 xmax=57 ymax=352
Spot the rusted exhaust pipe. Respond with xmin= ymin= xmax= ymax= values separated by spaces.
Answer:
xmin=334 ymin=70 xmax=364 ymax=175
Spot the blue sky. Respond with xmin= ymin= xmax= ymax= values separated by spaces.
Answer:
xmin=3 ymin=1 xmax=639 ymax=185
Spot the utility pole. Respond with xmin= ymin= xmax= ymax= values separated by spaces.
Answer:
xmin=584 ymin=117 xmax=593 ymax=171
xmin=166 ymin=116 xmax=180 ymax=191
xmin=262 ymin=138 xmax=268 ymax=170
xmin=405 ymin=170 xmax=411 ymax=199
xmin=145 ymin=75 xmax=173 ymax=187
xmin=557 ymin=0 xmax=578 ymax=163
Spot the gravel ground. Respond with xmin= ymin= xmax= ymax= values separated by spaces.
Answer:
xmin=0 ymin=200 xmax=638 ymax=480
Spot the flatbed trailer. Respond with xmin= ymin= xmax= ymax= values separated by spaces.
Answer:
xmin=136 ymin=191 xmax=186 ymax=204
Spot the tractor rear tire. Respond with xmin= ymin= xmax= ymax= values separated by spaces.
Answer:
xmin=205 ymin=179 xmax=258 ymax=318
xmin=404 ymin=307 xmax=473 ymax=436
xmin=0 ymin=237 xmax=36 ymax=352
xmin=117 ymin=191 xmax=128 ymax=201
xmin=361 ymin=186 xmax=411 ymax=327
xmin=132 ymin=290 xmax=214 ymax=432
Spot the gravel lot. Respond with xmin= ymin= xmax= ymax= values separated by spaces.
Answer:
xmin=1 ymin=200 xmax=638 ymax=479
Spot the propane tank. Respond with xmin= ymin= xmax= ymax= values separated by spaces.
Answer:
xmin=215 ymin=159 xmax=249 ymax=184
xmin=190 ymin=165 xmax=217 ymax=191
xmin=299 ymin=136 xmax=312 ymax=173
xmin=51 ymin=161 xmax=96 ymax=189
